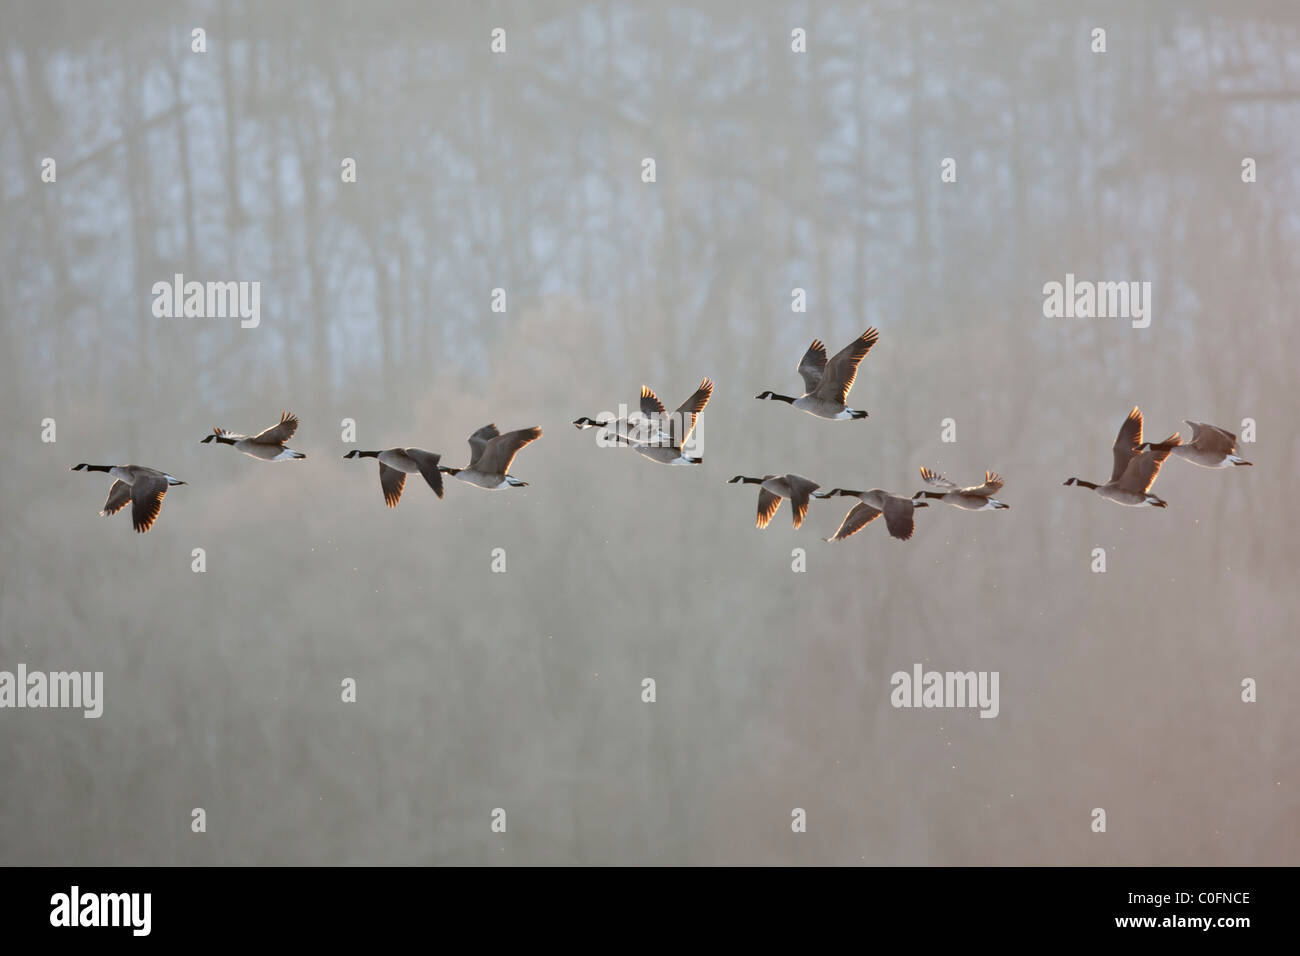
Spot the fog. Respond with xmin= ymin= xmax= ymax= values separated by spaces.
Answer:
xmin=1 ymin=0 xmax=1296 ymax=864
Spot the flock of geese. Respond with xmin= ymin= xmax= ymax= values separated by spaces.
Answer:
xmin=68 ymin=329 xmax=1251 ymax=537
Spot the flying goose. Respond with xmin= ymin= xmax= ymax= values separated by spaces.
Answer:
xmin=200 ymin=411 xmax=306 ymax=461
xmin=727 ymin=474 xmax=821 ymax=529
xmin=440 ymin=424 xmax=542 ymax=489
xmin=619 ymin=379 xmax=713 ymax=465
xmin=812 ymin=488 xmax=927 ymax=541
xmin=913 ymin=468 xmax=1011 ymax=510
xmin=756 ymin=328 xmax=879 ymax=420
xmin=343 ymin=448 xmax=444 ymax=507
xmin=1143 ymin=421 xmax=1252 ymax=468
xmin=1063 ymin=406 xmax=1180 ymax=507
xmin=70 ymin=463 xmax=186 ymax=533
xmin=575 ymin=378 xmax=713 ymax=461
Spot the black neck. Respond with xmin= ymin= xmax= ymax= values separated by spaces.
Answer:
xmin=77 ymin=464 xmax=112 ymax=473
xmin=917 ymin=491 xmax=945 ymax=499
xmin=1070 ymin=479 xmax=1099 ymax=490
xmin=214 ymin=435 xmax=236 ymax=445
xmin=352 ymin=450 xmax=380 ymax=458
xmin=758 ymin=391 xmax=796 ymax=404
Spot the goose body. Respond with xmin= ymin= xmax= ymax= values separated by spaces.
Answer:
xmin=70 ymin=463 xmax=186 ymax=533
xmin=812 ymin=488 xmax=926 ymax=541
xmin=201 ymin=411 xmax=306 ymax=461
xmin=343 ymin=448 xmax=444 ymax=507
xmin=578 ymin=379 xmax=712 ymax=465
xmin=1146 ymin=421 xmax=1252 ymax=469
xmin=914 ymin=468 xmax=1010 ymax=511
xmin=756 ymin=329 xmax=878 ymax=420
xmin=440 ymin=424 xmax=541 ymax=489
xmin=728 ymin=474 xmax=821 ymax=529
xmin=1064 ymin=406 xmax=1180 ymax=507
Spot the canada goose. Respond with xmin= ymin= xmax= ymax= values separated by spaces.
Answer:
xmin=439 ymin=424 xmax=542 ymax=489
xmin=811 ymin=488 xmax=927 ymax=541
xmin=1063 ymin=406 xmax=1180 ymax=507
xmin=200 ymin=411 xmax=306 ymax=461
xmin=727 ymin=474 xmax=821 ymax=529
xmin=1143 ymin=421 xmax=1252 ymax=468
xmin=70 ymin=463 xmax=186 ymax=533
xmin=913 ymin=468 xmax=1010 ymax=510
xmin=576 ymin=378 xmax=713 ymax=459
xmin=618 ymin=379 xmax=713 ymax=465
xmin=756 ymin=328 xmax=879 ymax=420
xmin=343 ymin=448 xmax=444 ymax=507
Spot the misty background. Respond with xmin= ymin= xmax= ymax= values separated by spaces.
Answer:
xmin=1 ymin=0 xmax=1296 ymax=865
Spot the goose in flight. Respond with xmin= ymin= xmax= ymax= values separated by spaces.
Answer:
xmin=812 ymin=488 xmax=927 ymax=541
xmin=1063 ymin=406 xmax=1180 ymax=507
xmin=756 ymin=329 xmax=879 ymax=420
xmin=70 ymin=463 xmax=186 ymax=533
xmin=201 ymin=411 xmax=306 ymax=461
xmin=576 ymin=378 xmax=712 ymax=463
xmin=727 ymin=474 xmax=821 ymax=529
xmin=440 ymin=424 xmax=542 ymax=489
xmin=343 ymin=448 xmax=444 ymax=507
xmin=913 ymin=468 xmax=1010 ymax=510
xmin=1143 ymin=421 xmax=1252 ymax=469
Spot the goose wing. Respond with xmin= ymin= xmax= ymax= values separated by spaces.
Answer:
xmin=967 ymin=470 xmax=1005 ymax=497
xmin=403 ymin=448 xmax=444 ymax=498
xmin=756 ymin=488 xmax=783 ymax=529
xmin=477 ymin=426 xmax=542 ymax=475
xmin=671 ymin=378 xmax=713 ymax=445
xmin=1110 ymin=406 xmax=1144 ymax=482
xmin=1186 ymin=421 xmax=1236 ymax=454
xmin=379 ymin=463 xmax=406 ymax=507
xmin=784 ymin=474 xmax=821 ymax=529
xmin=467 ymin=424 xmax=500 ymax=468
xmin=1120 ymin=433 xmax=1179 ymax=493
xmin=919 ymin=467 xmax=958 ymax=490
xmin=253 ymin=411 xmax=300 ymax=444
xmin=101 ymin=480 xmax=132 ymax=516
xmin=825 ymin=501 xmax=881 ymax=541
xmin=130 ymin=473 xmax=168 ymax=533
xmin=882 ymin=494 xmax=919 ymax=540
xmin=797 ymin=339 xmax=828 ymax=393
xmin=814 ymin=328 xmax=879 ymax=404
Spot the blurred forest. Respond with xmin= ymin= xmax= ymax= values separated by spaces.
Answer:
xmin=0 ymin=0 xmax=1297 ymax=865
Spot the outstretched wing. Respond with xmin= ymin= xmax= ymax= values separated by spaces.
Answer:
xmin=403 ymin=448 xmax=444 ymax=499
xmin=968 ymin=470 xmax=1005 ymax=496
xmin=130 ymin=474 xmax=168 ymax=533
xmin=825 ymin=502 xmax=881 ymax=542
xmin=1111 ymin=406 xmax=1143 ymax=482
xmin=101 ymin=480 xmax=132 ymax=517
xmin=379 ymin=463 xmax=406 ymax=508
xmin=815 ymin=328 xmax=879 ymax=405
xmin=1185 ymin=421 xmax=1236 ymax=454
xmin=882 ymin=495 xmax=919 ymax=541
xmin=784 ymin=474 xmax=821 ymax=529
xmin=1122 ymin=433 xmax=1179 ymax=493
xmin=756 ymin=488 xmax=783 ymax=529
xmin=797 ymin=340 xmax=828 ymax=393
xmin=477 ymin=426 xmax=542 ymax=475
xmin=467 ymin=424 xmax=500 ymax=468
xmin=671 ymin=378 xmax=713 ymax=445
xmin=253 ymin=411 xmax=300 ymax=444
xmin=919 ymin=467 xmax=958 ymax=490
